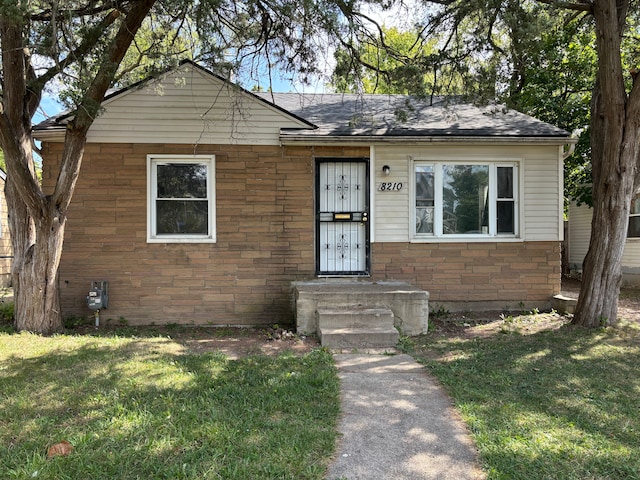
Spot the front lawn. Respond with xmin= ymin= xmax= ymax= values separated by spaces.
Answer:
xmin=0 ymin=331 xmax=339 ymax=479
xmin=407 ymin=312 xmax=640 ymax=480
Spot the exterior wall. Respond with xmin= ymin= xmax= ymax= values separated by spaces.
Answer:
xmin=372 ymin=144 xmax=563 ymax=242
xmin=568 ymin=202 xmax=640 ymax=286
xmin=367 ymin=143 xmax=562 ymax=309
xmin=567 ymin=201 xmax=592 ymax=270
xmin=0 ymin=176 xmax=12 ymax=287
xmin=370 ymin=241 xmax=561 ymax=311
xmin=44 ymin=139 xmax=562 ymax=326
xmin=42 ymin=142 xmax=368 ymax=326
xmin=82 ymin=64 xmax=308 ymax=145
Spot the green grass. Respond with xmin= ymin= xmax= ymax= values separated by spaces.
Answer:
xmin=407 ymin=314 xmax=640 ymax=480
xmin=0 ymin=332 xmax=339 ymax=479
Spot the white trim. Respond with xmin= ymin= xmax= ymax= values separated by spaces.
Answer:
xmin=519 ymin=160 xmax=526 ymax=239
xmin=370 ymin=145 xmax=376 ymax=243
xmin=147 ymin=154 xmax=216 ymax=243
xmin=409 ymin=157 xmax=522 ymax=242
xmin=279 ymin=136 xmax=576 ymax=146
xmin=558 ymin=146 xmax=565 ymax=241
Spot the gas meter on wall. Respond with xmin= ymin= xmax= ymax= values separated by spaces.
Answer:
xmin=87 ymin=281 xmax=108 ymax=311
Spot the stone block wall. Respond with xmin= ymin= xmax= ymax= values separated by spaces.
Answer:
xmin=0 ymin=178 xmax=12 ymax=288
xmin=41 ymin=141 xmax=560 ymax=325
xmin=41 ymin=142 xmax=369 ymax=326
xmin=371 ymin=241 xmax=561 ymax=311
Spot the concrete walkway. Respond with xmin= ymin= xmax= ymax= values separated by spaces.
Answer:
xmin=326 ymin=354 xmax=485 ymax=480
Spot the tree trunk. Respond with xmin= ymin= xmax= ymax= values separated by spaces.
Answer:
xmin=9 ymin=198 xmax=66 ymax=335
xmin=7 ymin=129 xmax=90 ymax=334
xmin=572 ymin=0 xmax=640 ymax=327
xmin=573 ymin=168 xmax=632 ymax=326
xmin=1 ymin=0 xmax=156 ymax=334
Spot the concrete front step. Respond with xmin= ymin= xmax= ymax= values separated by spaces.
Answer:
xmin=317 ymin=306 xmax=399 ymax=348
xmin=316 ymin=307 xmax=394 ymax=329
xmin=319 ymin=326 xmax=400 ymax=349
xmin=293 ymin=281 xmax=429 ymax=336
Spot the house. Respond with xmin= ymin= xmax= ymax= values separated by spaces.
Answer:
xmin=568 ymin=200 xmax=640 ymax=286
xmin=0 ymin=168 xmax=12 ymax=288
xmin=33 ymin=61 xmax=574 ymax=334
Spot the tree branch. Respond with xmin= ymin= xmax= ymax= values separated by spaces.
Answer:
xmin=0 ymin=17 xmax=45 ymax=213
xmin=52 ymin=0 xmax=157 ymax=210
xmin=29 ymin=9 xmax=122 ymax=97
xmin=627 ymin=69 xmax=640 ymax=189
xmin=30 ymin=0 xmax=124 ymax=21
xmin=0 ymin=109 xmax=44 ymax=211
xmin=535 ymin=0 xmax=594 ymax=13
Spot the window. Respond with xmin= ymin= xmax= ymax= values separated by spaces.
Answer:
xmin=148 ymin=155 xmax=216 ymax=242
xmin=413 ymin=161 xmax=518 ymax=238
xmin=415 ymin=166 xmax=434 ymax=234
xmin=629 ymin=196 xmax=640 ymax=238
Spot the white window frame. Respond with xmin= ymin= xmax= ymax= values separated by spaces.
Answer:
xmin=147 ymin=154 xmax=216 ymax=243
xmin=411 ymin=159 xmax=520 ymax=240
xmin=628 ymin=194 xmax=640 ymax=239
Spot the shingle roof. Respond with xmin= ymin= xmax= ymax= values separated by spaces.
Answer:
xmin=33 ymin=60 xmax=571 ymax=141
xmin=255 ymin=92 xmax=570 ymax=138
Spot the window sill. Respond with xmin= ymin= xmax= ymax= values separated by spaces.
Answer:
xmin=410 ymin=236 xmax=522 ymax=243
xmin=147 ymin=237 xmax=217 ymax=244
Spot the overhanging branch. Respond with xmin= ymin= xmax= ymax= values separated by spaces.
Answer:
xmin=52 ymin=0 xmax=157 ymax=210
xmin=535 ymin=0 xmax=594 ymax=13
xmin=29 ymin=9 xmax=122 ymax=97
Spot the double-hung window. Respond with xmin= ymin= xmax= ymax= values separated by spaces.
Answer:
xmin=413 ymin=161 xmax=518 ymax=238
xmin=147 ymin=155 xmax=216 ymax=243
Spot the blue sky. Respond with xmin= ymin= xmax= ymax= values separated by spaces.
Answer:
xmin=35 ymin=96 xmax=65 ymax=123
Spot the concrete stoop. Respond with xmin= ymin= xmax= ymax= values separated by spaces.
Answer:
xmin=317 ymin=306 xmax=399 ymax=348
xmin=292 ymin=281 xmax=429 ymax=340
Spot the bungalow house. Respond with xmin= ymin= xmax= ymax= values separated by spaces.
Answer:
xmin=0 ymin=168 xmax=12 ymax=288
xmin=568 ymin=200 xmax=640 ymax=286
xmin=33 ymin=61 xmax=573 ymax=340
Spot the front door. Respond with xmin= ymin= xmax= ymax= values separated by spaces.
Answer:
xmin=316 ymin=158 xmax=370 ymax=276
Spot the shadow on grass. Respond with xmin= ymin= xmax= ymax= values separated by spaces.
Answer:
xmin=411 ymin=321 xmax=640 ymax=479
xmin=0 ymin=337 xmax=339 ymax=480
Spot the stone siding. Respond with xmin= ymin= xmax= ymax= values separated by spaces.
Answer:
xmin=41 ymin=142 xmax=368 ymax=326
xmin=371 ymin=241 xmax=561 ymax=311
xmin=42 ymin=142 xmax=561 ymax=325
xmin=0 ymin=177 xmax=12 ymax=287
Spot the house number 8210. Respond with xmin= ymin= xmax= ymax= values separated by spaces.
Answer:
xmin=378 ymin=182 xmax=403 ymax=191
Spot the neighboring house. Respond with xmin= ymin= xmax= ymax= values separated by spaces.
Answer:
xmin=33 ymin=61 xmax=574 ymax=329
xmin=568 ymin=200 xmax=640 ymax=286
xmin=0 ymin=168 xmax=12 ymax=287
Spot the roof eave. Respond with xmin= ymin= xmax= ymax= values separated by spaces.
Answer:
xmin=279 ymin=134 xmax=578 ymax=146
xmin=32 ymin=126 xmax=66 ymax=142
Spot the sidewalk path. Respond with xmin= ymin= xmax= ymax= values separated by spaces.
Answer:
xmin=326 ymin=354 xmax=485 ymax=480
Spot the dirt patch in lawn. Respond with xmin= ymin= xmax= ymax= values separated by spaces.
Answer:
xmin=170 ymin=327 xmax=321 ymax=358
xmin=427 ymin=309 xmax=571 ymax=341
xmin=427 ymin=277 xmax=640 ymax=341
xmin=67 ymin=324 xmax=321 ymax=359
